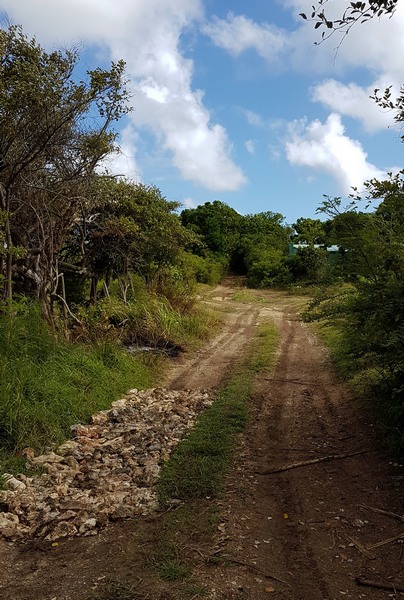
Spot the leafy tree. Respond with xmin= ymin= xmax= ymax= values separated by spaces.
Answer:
xmin=293 ymin=217 xmax=327 ymax=245
xmin=0 ymin=24 xmax=130 ymax=319
xmin=236 ymin=212 xmax=290 ymax=279
xmin=181 ymin=201 xmax=242 ymax=257
xmin=63 ymin=180 xmax=195 ymax=303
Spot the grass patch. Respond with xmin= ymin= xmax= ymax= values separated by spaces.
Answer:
xmin=159 ymin=560 xmax=190 ymax=582
xmin=158 ymin=373 xmax=251 ymax=503
xmin=0 ymin=304 xmax=156 ymax=471
xmin=80 ymin=292 xmax=222 ymax=352
xmin=158 ymin=318 xmax=279 ymax=504
xmin=91 ymin=576 xmax=144 ymax=600
xmin=248 ymin=321 xmax=280 ymax=373
xmin=181 ymin=584 xmax=209 ymax=598
xmin=231 ymin=289 xmax=272 ymax=304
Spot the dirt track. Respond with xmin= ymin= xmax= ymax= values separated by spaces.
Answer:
xmin=1 ymin=281 xmax=403 ymax=600
xmin=197 ymin=288 xmax=404 ymax=599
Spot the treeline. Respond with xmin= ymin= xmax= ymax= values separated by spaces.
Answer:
xmin=303 ymin=178 xmax=404 ymax=457
xmin=0 ymin=24 xmax=403 ymax=460
xmin=0 ymin=24 xmax=321 ymax=340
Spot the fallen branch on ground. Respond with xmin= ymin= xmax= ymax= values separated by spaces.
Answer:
xmin=361 ymin=504 xmax=404 ymax=523
xmin=367 ymin=532 xmax=404 ymax=550
xmin=207 ymin=553 xmax=290 ymax=586
xmin=263 ymin=377 xmax=320 ymax=387
xmin=355 ymin=577 xmax=404 ymax=593
xmin=346 ymin=536 xmax=376 ymax=560
xmin=259 ymin=450 xmax=367 ymax=475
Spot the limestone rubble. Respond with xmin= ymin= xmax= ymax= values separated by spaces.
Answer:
xmin=0 ymin=388 xmax=212 ymax=542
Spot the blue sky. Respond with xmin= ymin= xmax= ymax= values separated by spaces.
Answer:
xmin=2 ymin=0 xmax=403 ymax=224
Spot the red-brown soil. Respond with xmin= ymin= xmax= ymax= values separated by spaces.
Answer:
xmin=1 ymin=282 xmax=403 ymax=600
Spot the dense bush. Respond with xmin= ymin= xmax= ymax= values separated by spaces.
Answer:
xmin=304 ymin=182 xmax=404 ymax=457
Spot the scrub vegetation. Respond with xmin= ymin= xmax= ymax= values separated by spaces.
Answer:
xmin=0 ymin=20 xmax=403 ymax=477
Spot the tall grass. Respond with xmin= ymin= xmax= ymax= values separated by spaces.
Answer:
xmin=79 ymin=294 xmax=222 ymax=351
xmin=0 ymin=303 xmax=154 ymax=462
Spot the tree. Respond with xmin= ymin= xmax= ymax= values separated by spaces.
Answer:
xmin=293 ymin=217 xmax=327 ymax=245
xmin=63 ymin=180 xmax=194 ymax=303
xmin=0 ymin=24 xmax=131 ymax=319
xmin=181 ymin=201 xmax=242 ymax=257
xmin=235 ymin=211 xmax=290 ymax=277
xmin=300 ymin=1 xmax=398 ymax=41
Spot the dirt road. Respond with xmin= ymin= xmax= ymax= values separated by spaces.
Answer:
xmin=197 ymin=289 xmax=404 ymax=599
xmin=1 ymin=281 xmax=403 ymax=600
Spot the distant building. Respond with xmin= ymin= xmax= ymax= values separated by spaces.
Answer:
xmin=288 ymin=242 xmax=340 ymax=256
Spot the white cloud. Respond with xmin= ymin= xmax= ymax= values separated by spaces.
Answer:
xmin=181 ymin=197 xmax=198 ymax=209
xmin=311 ymin=79 xmax=397 ymax=133
xmin=202 ymin=12 xmax=287 ymax=61
xmin=101 ymin=125 xmax=141 ymax=181
xmin=245 ymin=140 xmax=255 ymax=154
xmin=243 ymin=109 xmax=265 ymax=127
xmin=285 ymin=113 xmax=386 ymax=192
xmin=1 ymin=0 xmax=246 ymax=192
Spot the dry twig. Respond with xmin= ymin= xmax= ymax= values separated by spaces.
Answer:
xmin=346 ymin=536 xmax=376 ymax=560
xmin=361 ymin=504 xmax=404 ymax=523
xmin=259 ymin=450 xmax=367 ymax=475
xmin=356 ymin=577 xmax=404 ymax=593
xmin=208 ymin=553 xmax=290 ymax=586
xmin=368 ymin=532 xmax=404 ymax=550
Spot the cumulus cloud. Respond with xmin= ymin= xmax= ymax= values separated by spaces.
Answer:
xmin=100 ymin=124 xmax=142 ymax=181
xmin=1 ymin=0 xmax=246 ymax=192
xmin=202 ymin=12 xmax=287 ymax=61
xmin=285 ymin=113 xmax=386 ymax=192
xmin=311 ymin=79 xmax=397 ymax=133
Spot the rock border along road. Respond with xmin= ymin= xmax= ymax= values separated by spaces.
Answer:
xmin=1 ymin=282 xmax=403 ymax=600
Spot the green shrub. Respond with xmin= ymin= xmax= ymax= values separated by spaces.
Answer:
xmin=0 ymin=303 xmax=154 ymax=458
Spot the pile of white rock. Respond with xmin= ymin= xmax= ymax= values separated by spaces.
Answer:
xmin=0 ymin=388 xmax=212 ymax=542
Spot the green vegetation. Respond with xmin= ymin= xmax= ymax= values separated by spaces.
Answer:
xmin=248 ymin=321 xmax=279 ymax=373
xmin=158 ymin=320 xmax=279 ymax=503
xmin=180 ymin=202 xmax=293 ymax=288
xmin=303 ymin=181 xmax=404 ymax=458
xmin=149 ymin=318 xmax=278 ymax=593
xmin=0 ymin=304 xmax=154 ymax=462
xmin=158 ymin=373 xmax=250 ymax=502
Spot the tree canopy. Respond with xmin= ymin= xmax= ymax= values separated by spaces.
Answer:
xmin=0 ymin=24 xmax=131 ymax=318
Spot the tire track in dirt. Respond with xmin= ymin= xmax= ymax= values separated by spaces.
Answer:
xmin=164 ymin=299 xmax=261 ymax=390
xmin=202 ymin=292 xmax=404 ymax=600
xmin=1 ymin=284 xmax=403 ymax=600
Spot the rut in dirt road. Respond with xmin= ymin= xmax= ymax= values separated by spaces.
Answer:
xmin=165 ymin=304 xmax=261 ymax=390
xmin=204 ymin=296 xmax=404 ymax=600
xmin=0 ymin=286 xmax=403 ymax=600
